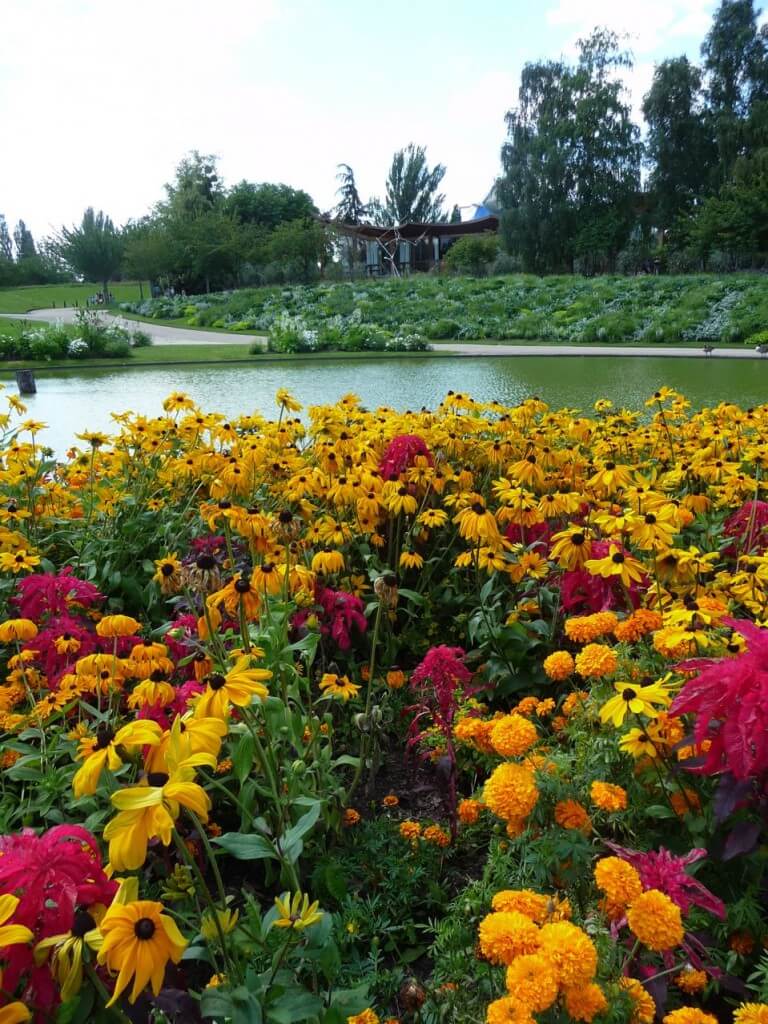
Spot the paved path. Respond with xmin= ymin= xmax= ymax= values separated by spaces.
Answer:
xmin=436 ymin=342 xmax=768 ymax=359
xmin=4 ymin=309 xmax=767 ymax=358
xmin=1 ymin=308 xmax=261 ymax=347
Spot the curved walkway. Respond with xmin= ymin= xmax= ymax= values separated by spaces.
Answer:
xmin=4 ymin=309 xmax=768 ymax=358
xmin=1 ymin=308 xmax=259 ymax=347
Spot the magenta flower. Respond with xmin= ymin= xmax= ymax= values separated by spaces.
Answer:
xmin=606 ymin=841 xmax=725 ymax=919
xmin=670 ymin=618 xmax=768 ymax=780
xmin=13 ymin=567 xmax=104 ymax=620
xmin=723 ymin=500 xmax=768 ymax=557
xmin=411 ymin=645 xmax=473 ymax=725
xmin=378 ymin=434 xmax=433 ymax=480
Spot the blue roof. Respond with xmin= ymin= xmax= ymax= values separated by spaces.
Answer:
xmin=472 ymin=204 xmax=493 ymax=220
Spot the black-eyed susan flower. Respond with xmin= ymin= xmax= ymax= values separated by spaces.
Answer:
xmin=194 ymin=655 xmax=272 ymax=720
xmin=599 ymin=678 xmax=672 ymax=727
xmin=73 ymin=719 xmax=163 ymax=797
xmin=550 ymin=525 xmax=592 ymax=570
xmin=318 ymin=673 xmax=360 ymax=701
xmin=152 ymin=553 xmax=182 ymax=594
xmin=0 ymin=619 xmax=38 ymax=643
xmin=0 ymin=549 xmax=41 ymax=573
xmin=272 ymin=891 xmax=323 ymax=931
xmin=96 ymin=615 xmax=142 ymax=639
xmin=584 ymin=544 xmax=645 ymax=587
xmin=97 ymin=879 xmax=187 ymax=1005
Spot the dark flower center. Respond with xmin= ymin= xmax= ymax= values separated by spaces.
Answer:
xmin=161 ymin=563 xmax=175 ymax=576
xmin=471 ymin=502 xmax=486 ymax=515
xmin=644 ymin=514 xmax=656 ymax=524
xmin=234 ymin=579 xmax=251 ymax=593
xmin=134 ymin=917 xmax=157 ymax=940
xmin=261 ymin=562 xmax=275 ymax=573
xmin=278 ymin=510 xmax=293 ymax=524
xmin=149 ymin=669 xmax=167 ymax=682
xmin=622 ymin=688 xmax=638 ymax=701
xmin=611 ymin=552 xmax=625 ymax=564
xmin=571 ymin=533 xmax=585 ymax=545
xmin=196 ymin=554 xmax=216 ymax=570
xmin=208 ymin=673 xmax=226 ymax=691
xmin=605 ymin=461 xmax=616 ymax=470
xmin=94 ymin=725 xmax=115 ymax=750
xmin=72 ymin=908 xmax=97 ymax=937
xmin=147 ymin=772 xmax=169 ymax=787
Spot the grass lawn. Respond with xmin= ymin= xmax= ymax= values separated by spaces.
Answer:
xmin=430 ymin=337 xmax=749 ymax=350
xmin=0 ymin=282 xmax=148 ymax=313
xmin=119 ymin=311 xmax=255 ymax=336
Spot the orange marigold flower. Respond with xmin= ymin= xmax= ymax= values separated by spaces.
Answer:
xmin=614 ymin=609 xmax=663 ymax=643
xmin=504 ymin=953 xmax=559 ymax=1012
xmin=730 ymin=931 xmax=755 ymax=956
xmin=621 ymin=978 xmax=655 ymax=1024
xmin=543 ymin=651 xmax=574 ymax=681
xmin=490 ymin=714 xmax=538 ymax=758
xmin=399 ymin=820 xmax=421 ymax=841
xmin=343 ymin=808 xmax=361 ymax=827
xmin=478 ymin=911 xmax=540 ymax=965
xmin=492 ymin=890 xmax=549 ymax=923
xmin=670 ymin=789 xmax=701 ymax=817
xmin=562 ymin=691 xmax=589 ymax=717
xmin=535 ymin=699 xmax=555 ymax=717
xmin=675 ymin=968 xmax=708 ymax=994
xmin=486 ymin=996 xmax=536 ymax=1024
xmin=386 ymin=669 xmax=406 ymax=689
xmin=483 ymin=763 xmax=539 ymax=823
xmin=563 ymin=983 xmax=608 ymax=1022
xmin=590 ymin=780 xmax=627 ymax=812
xmin=574 ymin=644 xmax=618 ymax=679
xmin=537 ymin=922 xmax=597 ymax=986
xmin=565 ymin=612 xmax=618 ymax=643
xmin=554 ymin=800 xmax=591 ymax=833
xmin=734 ymin=1004 xmax=768 ymax=1024
xmin=458 ymin=798 xmax=483 ymax=825
xmin=663 ymin=1009 xmax=718 ymax=1024
xmin=594 ymin=857 xmax=642 ymax=907
xmin=423 ymin=824 xmax=450 ymax=847
xmin=514 ymin=696 xmax=539 ymax=716
xmin=382 ymin=793 xmax=399 ymax=808
xmin=627 ymin=889 xmax=683 ymax=951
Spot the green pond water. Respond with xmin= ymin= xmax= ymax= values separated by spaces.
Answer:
xmin=7 ymin=354 xmax=768 ymax=453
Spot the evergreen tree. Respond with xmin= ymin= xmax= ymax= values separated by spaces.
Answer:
xmin=0 ymin=216 xmax=12 ymax=261
xmin=334 ymin=164 xmax=367 ymax=224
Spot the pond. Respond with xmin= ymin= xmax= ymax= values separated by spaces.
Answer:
xmin=6 ymin=354 xmax=768 ymax=453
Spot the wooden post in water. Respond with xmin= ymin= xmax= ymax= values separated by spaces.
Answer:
xmin=15 ymin=370 xmax=36 ymax=395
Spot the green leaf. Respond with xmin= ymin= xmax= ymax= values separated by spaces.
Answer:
xmin=232 ymin=732 xmax=255 ymax=783
xmin=213 ymin=832 xmax=277 ymax=861
xmin=398 ymin=587 xmax=425 ymax=605
xmin=281 ymin=800 xmax=321 ymax=850
xmin=643 ymin=804 xmax=677 ymax=819
xmin=267 ymin=990 xmax=323 ymax=1023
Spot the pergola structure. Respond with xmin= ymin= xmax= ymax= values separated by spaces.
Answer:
xmin=332 ymin=214 xmax=499 ymax=276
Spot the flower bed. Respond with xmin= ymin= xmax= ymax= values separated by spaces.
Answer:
xmin=0 ymin=386 xmax=765 ymax=1022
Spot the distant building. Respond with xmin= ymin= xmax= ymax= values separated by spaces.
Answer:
xmin=332 ymin=210 xmax=499 ymax=276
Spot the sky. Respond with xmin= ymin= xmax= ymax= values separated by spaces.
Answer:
xmin=0 ymin=0 xmax=742 ymax=241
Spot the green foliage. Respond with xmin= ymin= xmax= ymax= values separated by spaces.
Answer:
xmin=444 ymin=234 xmax=499 ymax=276
xmin=55 ymin=208 xmax=124 ymax=291
xmin=375 ymin=143 xmax=447 ymax=225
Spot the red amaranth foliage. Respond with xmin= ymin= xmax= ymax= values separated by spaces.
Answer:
xmin=723 ymin=500 xmax=768 ymax=557
xmin=606 ymin=841 xmax=725 ymax=919
xmin=378 ymin=434 xmax=433 ymax=480
xmin=0 ymin=825 xmax=117 ymax=1015
xmin=670 ymin=618 xmax=768 ymax=780
xmin=292 ymin=585 xmax=367 ymax=652
xmin=13 ymin=567 xmax=104 ymax=621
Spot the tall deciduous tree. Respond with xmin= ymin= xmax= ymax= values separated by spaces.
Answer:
xmin=13 ymin=220 xmax=36 ymax=260
xmin=224 ymin=181 xmax=316 ymax=230
xmin=383 ymin=144 xmax=446 ymax=224
xmin=55 ymin=208 xmax=124 ymax=295
xmin=701 ymin=0 xmax=768 ymax=181
xmin=643 ymin=57 xmax=716 ymax=226
xmin=498 ymin=30 xmax=641 ymax=273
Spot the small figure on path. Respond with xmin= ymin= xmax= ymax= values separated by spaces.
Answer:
xmin=703 ymin=345 xmax=715 ymax=356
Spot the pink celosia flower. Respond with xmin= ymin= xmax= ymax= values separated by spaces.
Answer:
xmin=723 ymin=500 xmax=768 ymax=557
xmin=13 ymin=568 xmax=104 ymax=621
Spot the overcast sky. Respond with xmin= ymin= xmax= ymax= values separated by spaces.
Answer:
xmin=0 ymin=0 xmax=739 ymax=240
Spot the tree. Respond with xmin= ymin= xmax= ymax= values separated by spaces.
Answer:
xmin=449 ymin=204 xmax=462 ymax=223
xmin=224 ymin=181 xmax=316 ymax=230
xmin=383 ymin=144 xmax=446 ymax=224
xmin=0 ymin=216 xmax=13 ymax=262
xmin=267 ymin=219 xmax=330 ymax=282
xmin=333 ymin=164 xmax=368 ymax=224
xmin=122 ymin=219 xmax=178 ymax=296
xmin=55 ymin=208 xmax=124 ymax=295
xmin=444 ymin=234 xmax=499 ymax=276
xmin=643 ymin=57 xmax=715 ymax=226
xmin=162 ymin=151 xmax=224 ymax=220
xmin=13 ymin=220 xmax=36 ymax=260
xmin=701 ymin=0 xmax=768 ymax=180
xmin=497 ymin=30 xmax=641 ymax=273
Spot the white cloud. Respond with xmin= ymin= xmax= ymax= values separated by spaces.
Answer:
xmin=546 ymin=0 xmax=713 ymax=55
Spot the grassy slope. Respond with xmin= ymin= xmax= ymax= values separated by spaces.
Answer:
xmin=0 ymin=282 xmax=148 ymax=313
